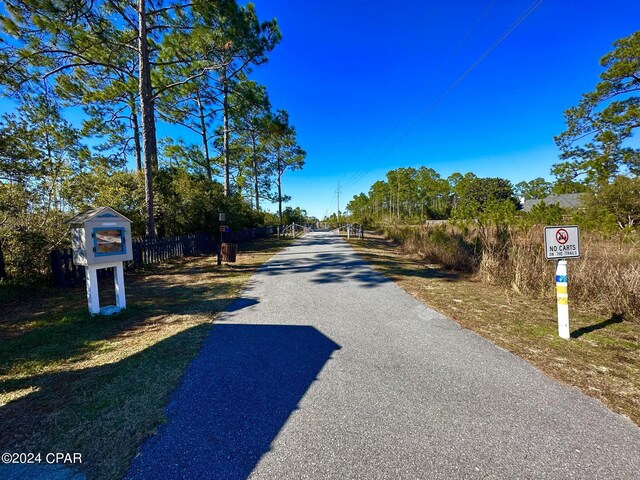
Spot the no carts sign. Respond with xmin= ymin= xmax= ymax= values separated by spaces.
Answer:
xmin=544 ymin=225 xmax=580 ymax=260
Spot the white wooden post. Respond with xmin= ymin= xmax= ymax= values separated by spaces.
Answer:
xmin=85 ymin=265 xmax=100 ymax=315
xmin=556 ymin=260 xmax=570 ymax=339
xmin=85 ymin=262 xmax=127 ymax=315
xmin=114 ymin=263 xmax=126 ymax=309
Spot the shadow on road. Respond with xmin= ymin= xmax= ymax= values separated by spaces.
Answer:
xmin=263 ymin=253 xmax=391 ymax=288
xmin=224 ymin=297 xmax=259 ymax=312
xmin=259 ymin=235 xmax=392 ymax=288
xmin=126 ymin=324 xmax=341 ymax=480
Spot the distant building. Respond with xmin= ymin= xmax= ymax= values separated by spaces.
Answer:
xmin=519 ymin=193 xmax=584 ymax=212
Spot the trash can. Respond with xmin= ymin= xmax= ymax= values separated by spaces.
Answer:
xmin=221 ymin=243 xmax=238 ymax=262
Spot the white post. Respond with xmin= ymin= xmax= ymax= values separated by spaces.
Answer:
xmin=85 ymin=265 xmax=100 ymax=315
xmin=556 ymin=260 xmax=570 ymax=339
xmin=291 ymin=222 xmax=294 ymax=238
xmin=114 ymin=262 xmax=126 ymax=310
xmin=347 ymin=224 xmax=350 ymax=239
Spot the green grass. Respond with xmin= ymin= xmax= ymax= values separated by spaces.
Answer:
xmin=0 ymin=237 xmax=290 ymax=480
xmin=349 ymin=233 xmax=640 ymax=426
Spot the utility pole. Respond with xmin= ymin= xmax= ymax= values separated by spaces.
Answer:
xmin=336 ymin=182 xmax=342 ymax=225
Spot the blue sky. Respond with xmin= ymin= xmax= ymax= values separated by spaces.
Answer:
xmin=246 ymin=0 xmax=640 ymax=219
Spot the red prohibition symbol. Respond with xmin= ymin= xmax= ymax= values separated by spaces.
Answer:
xmin=556 ymin=228 xmax=569 ymax=244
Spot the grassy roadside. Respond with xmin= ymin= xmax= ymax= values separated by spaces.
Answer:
xmin=0 ymin=237 xmax=290 ymax=480
xmin=348 ymin=233 xmax=640 ymax=426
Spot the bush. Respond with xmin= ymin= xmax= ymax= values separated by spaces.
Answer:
xmin=0 ymin=210 xmax=68 ymax=282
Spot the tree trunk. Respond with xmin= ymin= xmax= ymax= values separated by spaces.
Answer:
xmin=222 ymin=67 xmax=230 ymax=196
xmin=196 ymin=92 xmax=212 ymax=181
xmin=252 ymin=135 xmax=259 ymax=211
xmin=277 ymin=157 xmax=283 ymax=229
xmin=130 ymin=98 xmax=142 ymax=171
xmin=138 ymin=0 xmax=157 ymax=239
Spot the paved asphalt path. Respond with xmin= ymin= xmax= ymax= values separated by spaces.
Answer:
xmin=126 ymin=231 xmax=640 ymax=480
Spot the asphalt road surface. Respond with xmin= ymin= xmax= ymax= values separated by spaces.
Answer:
xmin=126 ymin=231 xmax=640 ymax=480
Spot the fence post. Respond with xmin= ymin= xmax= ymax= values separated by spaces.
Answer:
xmin=134 ymin=241 xmax=141 ymax=265
xmin=62 ymin=249 xmax=72 ymax=287
xmin=70 ymin=253 xmax=79 ymax=287
xmin=183 ymin=236 xmax=190 ymax=256
xmin=50 ymin=250 xmax=62 ymax=287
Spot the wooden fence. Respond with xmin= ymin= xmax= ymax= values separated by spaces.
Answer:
xmin=131 ymin=233 xmax=215 ymax=265
xmin=226 ymin=226 xmax=275 ymax=243
xmin=50 ymin=227 xmax=275 ymax=288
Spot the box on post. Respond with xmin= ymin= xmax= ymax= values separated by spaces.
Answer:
xmin=68 ymin=207 xmax=133 ymax=265
xmin=66 ymin=207 xmax=133 ymax=315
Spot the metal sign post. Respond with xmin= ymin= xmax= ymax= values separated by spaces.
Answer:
xmin=544 ymin=226 xmax=580 ymax=339
xmin=218 ymin=213 xmax=225 ymax=266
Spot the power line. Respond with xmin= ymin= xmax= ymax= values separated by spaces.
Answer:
xmin=410 ymin=0 xmax=545 ymax=129
xmin=343 ymin=0 xmax=498 ymax=189
xmin=343 ymin=0 xmax=546 ymax=190
xmin=320 ymin=189 xmax=337 ymax=221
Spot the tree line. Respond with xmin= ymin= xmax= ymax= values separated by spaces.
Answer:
xmin=0 ymin=1 xmax=306 ymax=280
xmin=345 ymin=30 xmax=640 ymax=233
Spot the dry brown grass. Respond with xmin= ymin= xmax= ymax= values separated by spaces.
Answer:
xmin=384 ymin=224 xmax=640 ymax=322
xmin=403 ymin=226 xmax=478 ymax=271
xmin=350 ymin=233 xmax=640 ymax=426
xmin=0 ymin=238 xmax=290 ymax=480
xmin=495 ymin=227 xmax=640 ymax=321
